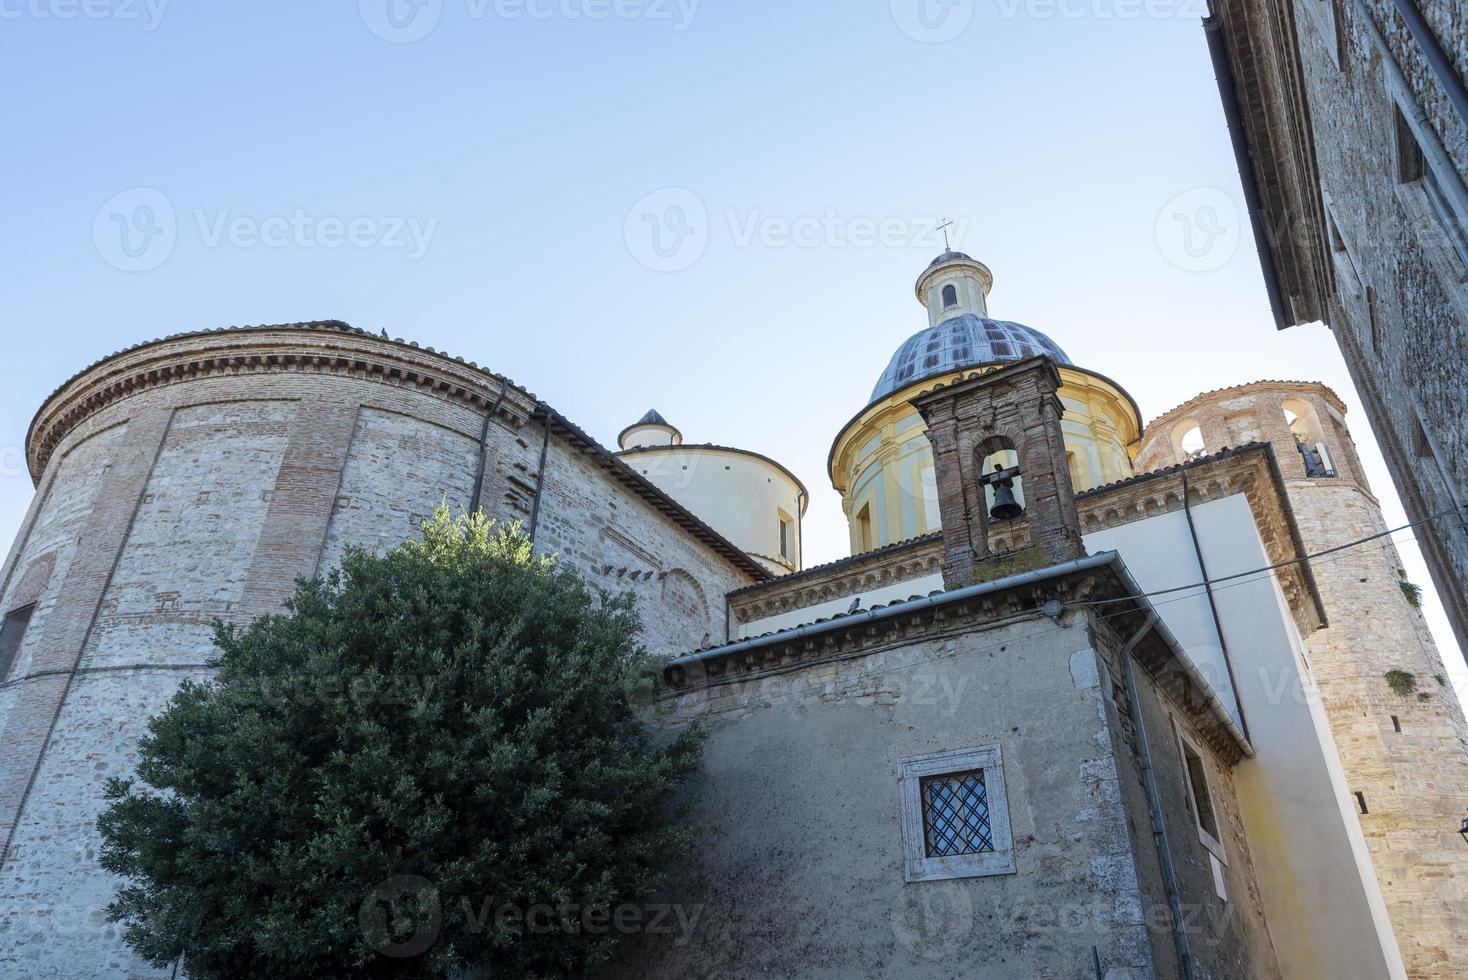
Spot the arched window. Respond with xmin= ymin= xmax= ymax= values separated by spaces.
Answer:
xmin=942 ymin=284 xmax=959 ymax=309
xmin=1283 ymin=399 xmax=1335 ymax=477
xmin=1172 ymin=422 xmax=1206 ymax=462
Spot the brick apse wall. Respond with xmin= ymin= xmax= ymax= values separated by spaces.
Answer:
xmin=0 ymin=323 xmax=756 ymax=978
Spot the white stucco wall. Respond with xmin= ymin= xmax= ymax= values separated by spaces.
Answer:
xmin=621 ymin=447 xmax=804 ymax=574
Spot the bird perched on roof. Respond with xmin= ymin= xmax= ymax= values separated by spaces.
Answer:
xmin=848 ymin=597 xmax=862 ymax=614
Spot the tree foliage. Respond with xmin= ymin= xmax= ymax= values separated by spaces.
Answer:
xmin=98 ymin=511 xmax=701 ymax=979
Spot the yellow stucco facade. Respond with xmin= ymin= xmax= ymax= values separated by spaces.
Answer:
xmin=829 ymin=365 xmax=1142 ymax=554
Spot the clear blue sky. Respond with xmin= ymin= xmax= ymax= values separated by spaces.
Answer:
xmin=2 ymin=0 xmax=1462 ymax=684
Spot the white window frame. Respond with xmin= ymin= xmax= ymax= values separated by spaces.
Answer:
xmin=1391 ymin=97 xmax=1468 ymax=284
xmin=1172 ymin=721 xmax=1227 ymax=864
xmin=897 ymin=745 xmax=1016 ymax=883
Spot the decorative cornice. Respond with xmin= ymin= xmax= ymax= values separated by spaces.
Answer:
xmin=733 ymin=442 xmax=1324 ymax=637
xmin=25 ymin=322 xmax=773 ymax=583
xmin=671 ymin=555 xmax=1249 ymax=765
xmin=27 ymin=322 xmax=539 ymax=481
xmin=1077 ymin=443 xmax=1326 ymax=634
xmin=730 ymin=534 xmax=944 ymax=624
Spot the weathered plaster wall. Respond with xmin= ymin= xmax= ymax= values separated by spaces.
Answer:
xmin=1090 ymin=492 xmax=1406 ymax=979
xmin=605 ymin=612 xmax=1279 ymax=979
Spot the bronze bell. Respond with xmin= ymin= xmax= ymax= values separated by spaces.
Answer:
xmin=989 ymin=482 xmax=1023 ymax=521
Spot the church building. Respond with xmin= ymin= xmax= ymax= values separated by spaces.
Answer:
xmin=1 ymin=251 xmax=1465 ymax=978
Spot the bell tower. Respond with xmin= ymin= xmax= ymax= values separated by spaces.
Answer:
xmin=913 ymin=355 xmax=1085 ymax=589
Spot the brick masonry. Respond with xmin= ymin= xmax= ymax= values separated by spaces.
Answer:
xmin=0 ymin=327 xmax=757 ymax=978
xmin=1139 ymin=381 xmax=1468 ymax=980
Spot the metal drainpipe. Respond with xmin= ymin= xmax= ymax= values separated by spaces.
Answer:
xmin=1119 ymin=612 xmax=1196 ymax=980
xmin=1354 ymin=0 xmax=1468 ymax=219
xmin=796 ymin=489 xmax=807 ymax=571
xmin=526 ymin=408 xmax=553 ymax=545
xmin=468 ymin=378 xmax=510 ymax=515
xmin=1180 ymin=468 xmax=1251 ymax=741
xmin=1390 ymin=0 xmax=1468 ymax=129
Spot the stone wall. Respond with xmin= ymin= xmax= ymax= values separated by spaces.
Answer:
xmin=1209 ymin=0 xmax=1468 ymax=656
xmin=0 ymin=325 xmax=757 ymax=978
xmin=604 ymin=609 xmax=1280 ymax=979
xmin=1139 ymin=381 xmax=1468 ymax=978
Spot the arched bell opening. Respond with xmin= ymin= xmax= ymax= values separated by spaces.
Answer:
xmin=977 ymin=436 xmax=1025 ymax=522
xmin=1171 ymin=420 xmax=1207 ymax=464
xmin=1282 ymin=399 xmax=1336 ymax=477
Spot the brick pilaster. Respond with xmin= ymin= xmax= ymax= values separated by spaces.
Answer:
xmin=0 ymin=404 xmax=175 ymax=865
xmin=236 ymin=399 xmax=361 ymax=620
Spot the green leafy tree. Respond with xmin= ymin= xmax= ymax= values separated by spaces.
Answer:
xmin=98 ymin=511 xmax=701 ymax=979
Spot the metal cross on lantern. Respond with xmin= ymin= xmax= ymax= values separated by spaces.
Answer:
xmin=937 ymin=217 xmax=955 ymax=251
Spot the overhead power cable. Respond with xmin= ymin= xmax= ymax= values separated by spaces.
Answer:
xmin=1072 ymin=508 xmax=1461 ymax=609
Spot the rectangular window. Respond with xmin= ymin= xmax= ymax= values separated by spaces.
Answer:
xmin=856 ymin=504 xmax=873 ymax=553
xmin=898 ymin=745 xmax=1015 ymax=882
xmin=778 ymin=514 xmax=793 ymax=560
xmin=921 ymin=771 xmax=993 ymax=858
xmin=0 ymin=604 xmax=36 ymax=682
xmin=1396 ymin=105 xmax=1468 ymax=270
xmin=1174 ymin=723 xmax=1226 ymax=862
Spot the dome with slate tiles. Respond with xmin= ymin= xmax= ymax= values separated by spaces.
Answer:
xmin=870 ymin=313 xmax=1072 ymax=403
xmin=829 ymin=250 xmax=1143 ymax=555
